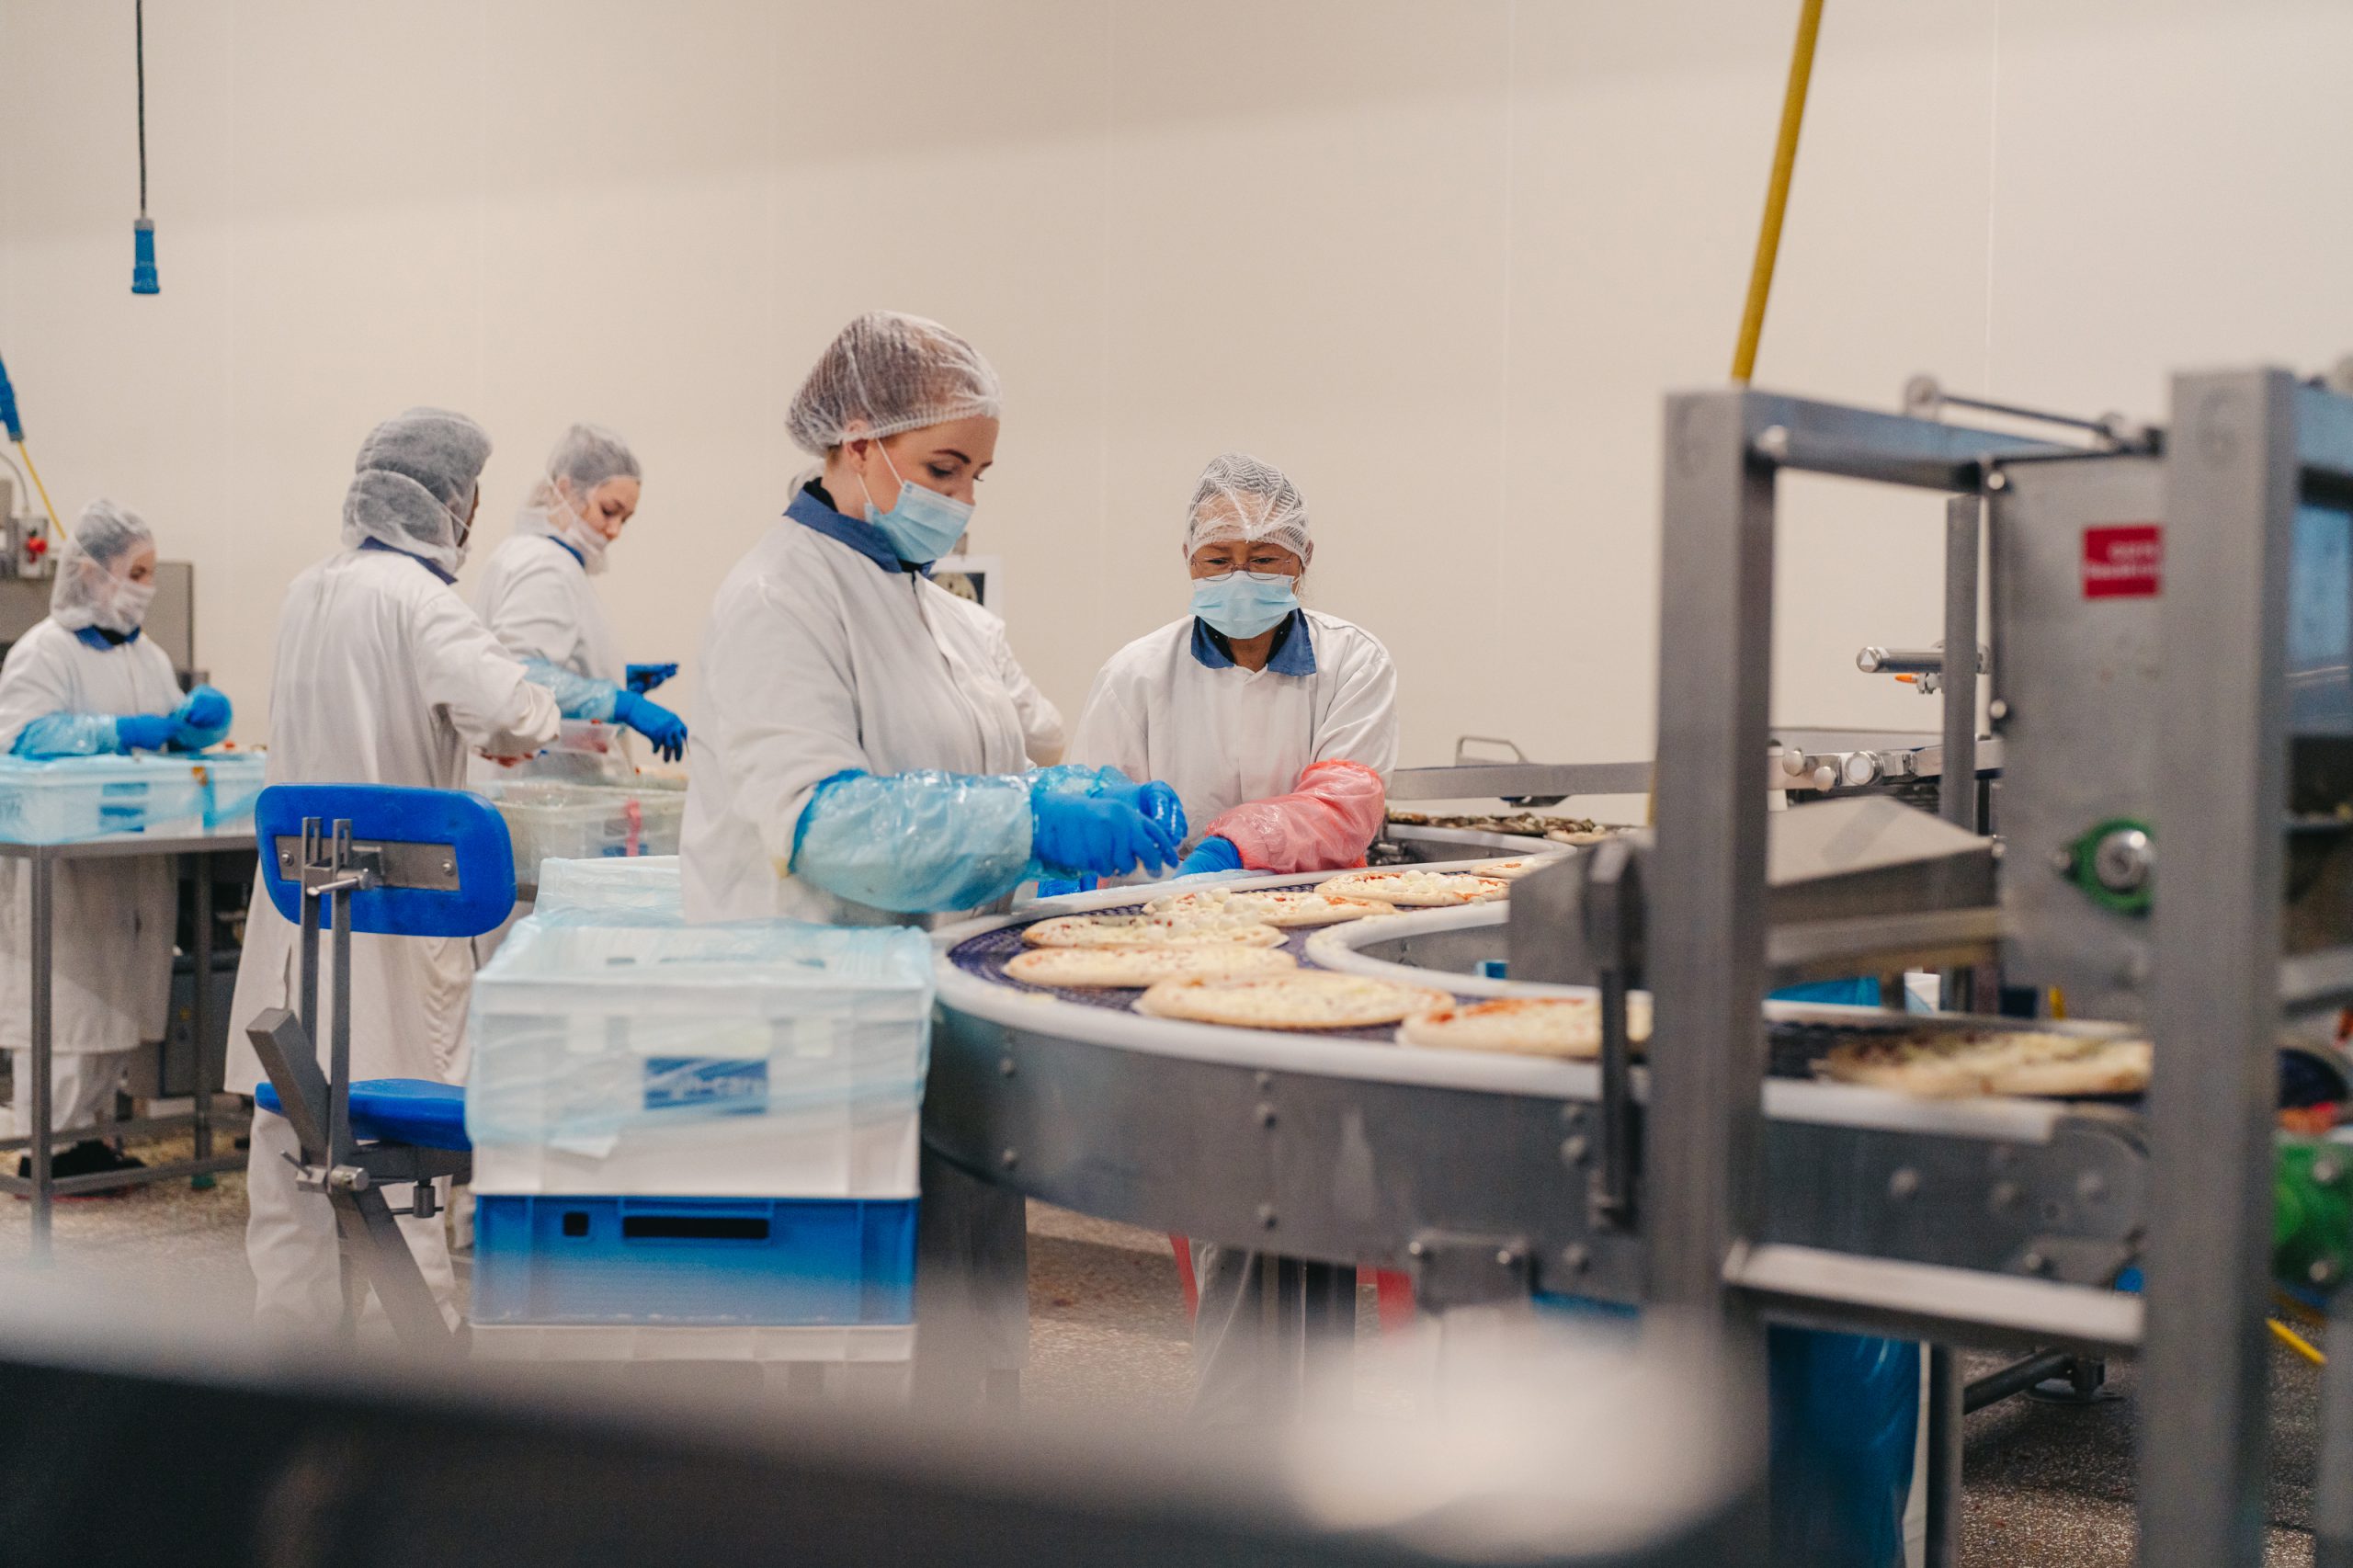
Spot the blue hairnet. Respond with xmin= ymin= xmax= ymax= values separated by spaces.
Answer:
xmin=342 ymin=406 xmax=493 ymax=574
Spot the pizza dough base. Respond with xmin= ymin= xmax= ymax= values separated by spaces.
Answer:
xmin=1136 ymin=972 xmax=1455 ymax=1031
xmin=1817 ymin=1029 xmax=2151 ymax=1099
xmin=1472 ymin=856 xmax=1571 ymax=882
xmin=1313 ymin=871 xmax=1510 ymax=907
xmin=1006 ymin=945 xmax=1299 ymax=989
xmin=1399 ymin=994 xmax=1654 ymax=1059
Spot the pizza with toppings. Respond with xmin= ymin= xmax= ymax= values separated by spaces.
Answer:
xmin=1142 ymin=887 xmax=1399 ymax=927
xmin=1313 ymin=869 xmax=1511 ymax=907
xmin=1398 ymin=994 xmax=1653 ymax=1059
xmin=1020 ymin=913 xmax=1287 ymax=949
xmin=1136 ymin=971 xmax=1455 ymax=1030
xmin=1817 ymin=1028 xmax=2152 ymax=1098
xmin=1006 ymin=944 xmax=1298 ymax=989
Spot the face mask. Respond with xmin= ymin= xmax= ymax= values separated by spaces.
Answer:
xmin=548 ymin=490 xmax=613 ymax=575
xmin=1190 ymin=570 xmax=1299 ymax=640
xmin=102 ymin=576 xmax=158 ymax=634
xmin=858 ymin=444 xmax=972 ymax=564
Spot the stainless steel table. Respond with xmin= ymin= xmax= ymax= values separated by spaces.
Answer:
xmin=0 ymin=825 xmax=258 ymax=1256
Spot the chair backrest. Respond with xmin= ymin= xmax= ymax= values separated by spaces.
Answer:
xmin=254 ymin=784 xmax=516 ymax=938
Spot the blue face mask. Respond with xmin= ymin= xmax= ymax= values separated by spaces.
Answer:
xmin=1190 ymin=570 xmax=1300 ymax=639
xmin=858 ymin=445 xmax=972 ymax=564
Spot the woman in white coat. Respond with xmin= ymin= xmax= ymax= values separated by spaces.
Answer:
xmin=686 ymin=312 xmax=1182 ymax=1402
xmin=473 ymin=424 xmax=686 ymax=778
xmin=0 ymin=500 xmax=232 ymax=1181
xmin=226 ymin=408 xmax=561 ymax=1333
xmin=1067 ymin=453 xmax=1398 ymax=1426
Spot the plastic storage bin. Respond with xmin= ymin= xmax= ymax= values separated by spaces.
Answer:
xmin=466 ymin=914 xmax=935 ymax=1199
xmin=533 ymin=855 xmax=683 ymax=919
xmin=471 ymin=1194 xmax=916 ymax=1326
xmin=0 ymin=753 xmax=258 ymax=843
xmin=479 ymin=780 xmax=686 ymax=884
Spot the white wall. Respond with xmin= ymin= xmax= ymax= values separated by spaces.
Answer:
xmin=2 ymin=0 xmax=2350 ymax=778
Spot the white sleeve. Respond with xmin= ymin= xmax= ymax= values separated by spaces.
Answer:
xmin=412 ymin=584 xmax=563 ymax=756
xmin=1066 ymin=663 xmax=1148 ymax=781
xmin=704 ymin=569 xmax=873 ymax=871
xmin=989 ymin=621 xmax=1065 ymax=765
xmin=0 ymin=627 xmax=77 ymax=754
xmin=1312 ymin=631 xmax=1401 ymax=780
xmin=481 ymin=551 xmax=582 ymax=669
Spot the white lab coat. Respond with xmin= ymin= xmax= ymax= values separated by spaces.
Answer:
xmin=224 ymin=549 xmax=561 ymax=1096
xmin=0 ymin=619 xmax=181 ymax=1056
xmin=937 ymin=592 xmax=1064 ymax=765
xmin=1067 ymin=610 xmax=1399 ymax=853
xmin=682 ymin=516 xmax=1029 ymax=926
xmin=472 ymin=533 xmax=631 ymax=783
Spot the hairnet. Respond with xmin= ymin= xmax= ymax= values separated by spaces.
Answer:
xmin=52 ymin=498 xmax=157 ymax=632
xmin=341 ymin=406 xmax=494 ymax=574
xmin=1182 ymin=452 xmax=1312 ymax=562
xmin=545 ymin=423 xmax=641 ymax=495
xmin=786 ymin=311 xmax=1002 ymax=457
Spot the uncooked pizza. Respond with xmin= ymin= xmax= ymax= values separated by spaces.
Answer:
xmin=1397 ymin=994 xmax=1654 ymax=1059
xmin=1020 ymin=913 xmax=1286 ymax=949
xmin=1817 ymin=1028 xmax=2152 ymax=1099
xmin=1313 ymin=869 xmax=1510 ymax=907
xmin=1472 ymin=854 xmax=1571 ymax=881
xmin=1006 ymin=944 xmax=1299 ymax=989
xmin=1142 ymin=887 xmax=1399 ymax=927
xmin=1135 ymin=971 xmax=1455 ymax=1031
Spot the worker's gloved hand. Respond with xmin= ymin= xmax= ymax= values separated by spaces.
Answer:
xmin=113 ymin=713 xmax=176 ymax=753
xmin=1175 ymin=836 xmax=1244 ymax=878
xmin=625 ymin=662 xmax=677 ymax=695
xmin=169 ymin=684 xmax=233 ymax=750
xmin=1029 ymin=785 xmax=1181 ymax=878
xmin=609 ymin=688 xmax=688 ymax=763
xmin=1034 ymin=874 xmax=1099 ymax=898
xmin=1134 ymin=780 xmax=1188 ymax=847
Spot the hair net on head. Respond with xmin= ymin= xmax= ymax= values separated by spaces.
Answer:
xmin=51 ymin=498 xmax=157 ymax=633
xmin=1182 ymin=452 xmax=1312 ymax=562
xmin=786 ymin=311 xmax=1002 ymax=457
xmin=341 ymin=406 xmax=494 ymax=574
xmin=517 ymin=423 xmax=642 ymax=576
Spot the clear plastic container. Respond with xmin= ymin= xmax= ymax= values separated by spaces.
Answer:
xmin=478 ymin=780 xmax=687 ymax=883
xmin=467 ymin=914 xmax=935 ymax=1199
xmin=0 ymin=753 xmax=258 ymax=844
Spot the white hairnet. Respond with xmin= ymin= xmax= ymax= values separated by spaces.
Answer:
xmin=1182 ymin=452 xmax=1311 ymax=562
xmin=341 ymin=406 xmax=494 ymax=574
xmin=51 ymin=498 xmax=156 ymax=633
xmin=786 ymin=311 xmax=1002 ymax=456
xmin=517 ymin=423 xmax=642 ymax=576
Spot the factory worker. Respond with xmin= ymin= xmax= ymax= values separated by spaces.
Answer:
xmin=686 ymin=311 xmax=1183 ymax=1403
xmin=226 ymin=408 xmax=561 ymax=1335
xmin=1067 ymin=452 xmax=1397 ymax=1426
xmin=1069 ymin=451 xmax=1396 ymax=878
xmin=0 ymin=500 xmax=232 ymax=1181
xmin=473 ymin=423 xmax=687 ymax=778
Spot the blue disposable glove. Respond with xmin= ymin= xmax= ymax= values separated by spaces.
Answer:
xmin=1176 ymin=836 xmax=1244 ymax=878
xmin=1035 ymin=874 xmax=1099 ymax=898
xmin=171 ymin=684 xmax=233 ymax=750
xmin=1135 ymin=780 xmax=1188 ymax=846
xmin=626 ymin=663 xmax=677 ymax=694
xmin=1029 ymin=784 xmax=1181 ymax=879
xmin=609 ymin=688 xmax=688 ymax=763
xmin=113 ymin=713 xmax=176 ymax=753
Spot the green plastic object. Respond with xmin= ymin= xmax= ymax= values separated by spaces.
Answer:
xmin=2275 ymin=1138 xmax=2353 ymax=1292
xmin=2065 ymin=817 xmax=2155 ymax=916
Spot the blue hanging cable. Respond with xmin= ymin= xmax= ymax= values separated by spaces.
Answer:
xmin=131 ymin=0 xmax=157 ymax=295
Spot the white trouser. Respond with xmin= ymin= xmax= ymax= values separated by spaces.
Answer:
xmin=244 ymin=1109 xmax=456 ymax=1335
xmin=6 ymin=1047 xmax=133 ymax=1149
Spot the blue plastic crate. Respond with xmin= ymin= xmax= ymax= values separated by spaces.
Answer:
xmin=471 ymin=1195 xmax=915 ymax=1327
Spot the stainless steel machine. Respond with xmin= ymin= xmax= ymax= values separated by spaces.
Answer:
xmin=923 ymin=367 xmax=2353 ymax=1567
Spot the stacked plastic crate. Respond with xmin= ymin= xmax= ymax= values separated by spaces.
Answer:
xmin=0 ymin=750 xmax=267 ymax=842
xmin=464 ymin=861 xmax=933 ymax=1394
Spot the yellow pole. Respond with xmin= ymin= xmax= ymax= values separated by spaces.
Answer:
xmin=12 ymin=439 xmax=63 ymax=540
xmin=2269 ymin=1316 xmax=2326 ymax=1368
xmin=1729 ymin=0 xmax=1825 ymax=384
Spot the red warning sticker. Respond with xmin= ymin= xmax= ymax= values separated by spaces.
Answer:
xmin=2083 ymin=524 xmax=2162 ymax=599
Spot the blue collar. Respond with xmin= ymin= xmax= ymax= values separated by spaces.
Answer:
xmin=548 ymin=537 xmax=585 ymax=569
xmin=1189 ymin=609 xmax=1315 ymax=675
xmin=358 ymin=536 xmax=457 ymax=585
xmin=786 ymin=485 xmax=922 ymax=576
xmin=73 ymin=625 xmax=141 ymax=652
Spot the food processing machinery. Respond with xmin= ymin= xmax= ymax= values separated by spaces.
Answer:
xmin=926 ymin=367 xmax=2353 ymax=1567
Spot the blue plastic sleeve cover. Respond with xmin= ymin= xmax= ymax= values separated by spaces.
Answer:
xmin=14 ymin=712 xmax=134 ymax=758
xmin=521 ymin=657 xmax=621 ymax=722
xmin=790 ymin=767 xmax=1035 ymax=914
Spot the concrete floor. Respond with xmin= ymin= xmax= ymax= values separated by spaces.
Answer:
xmin=0 ymin=1129 xmax=2327 ymax=1565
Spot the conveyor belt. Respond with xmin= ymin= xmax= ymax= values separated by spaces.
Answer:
xmin=927 ymin=867 xmax=2152 ymax=1346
